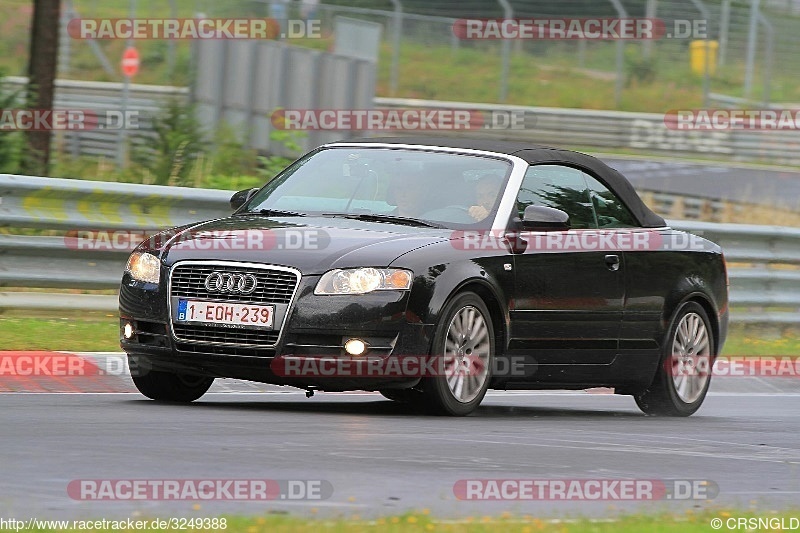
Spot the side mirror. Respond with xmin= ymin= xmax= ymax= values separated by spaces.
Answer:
xmin=521 ymin=205 xmax=570 ymax=231
xmin=230 ymin=188 xmax=259 ymax=211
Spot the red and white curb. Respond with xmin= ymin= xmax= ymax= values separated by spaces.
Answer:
xmin=0 ymin=351 xmax=134 ymax=393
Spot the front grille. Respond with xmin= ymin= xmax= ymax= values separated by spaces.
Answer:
xmin=170 ymin=263 xmax=298 ymax=305
xmin=170 ymin=262 xmax=300 ymax=350
xmin=173 ymin=324 xmax=280 ymax=346
xmin=175 ymin=342 xmax=276 ymax=358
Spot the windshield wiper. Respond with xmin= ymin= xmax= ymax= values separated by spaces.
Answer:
xmin=242 ymin=208 xmax=307 ymax=217
xmin=322 ymin=213 xmax=446 ymax=229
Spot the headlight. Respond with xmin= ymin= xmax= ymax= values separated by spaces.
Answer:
xmin=314 ymin=268 xmax=413 ymax=295
xmin=126 ymin=252 xmax=161 ymax=284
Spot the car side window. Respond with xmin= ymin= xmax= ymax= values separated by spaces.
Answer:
xmin=517 ymin=165 xmax=596 ymax=229
xmin=582 ymin=174 xmax=639 ymax=228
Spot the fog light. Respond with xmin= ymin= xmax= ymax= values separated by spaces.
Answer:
xmin=344 ymin=338 xmax=367 ymax=356
xmin=123 ymin=322 xmax=135 ymax=340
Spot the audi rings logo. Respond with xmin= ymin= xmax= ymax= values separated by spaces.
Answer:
xmin=204 ymin=272 xmax=258 ymax=294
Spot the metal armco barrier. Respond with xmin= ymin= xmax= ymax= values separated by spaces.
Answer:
xmin=1 ymin=77 xmax=187 ymax=160
xmin=0 ymin=174 xmax=231 ymax=231
xmin=0 ymin=174 xmax=231 ymax=311
xmin=1 ymin=174 xmax=799 ymax=323
xmin=374 ymin=97 xmax=800 ymax=166
xmin=5 ymin=77 xmax=800 ymax=165
xmin=666 ymin=221 xmax=800 ymax=324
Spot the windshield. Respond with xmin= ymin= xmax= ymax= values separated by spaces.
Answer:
xmin=244 ymin=147 xmax=513 ymax=229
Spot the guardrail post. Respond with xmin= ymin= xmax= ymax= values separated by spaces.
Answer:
xmin=389 ymin=0 xmax=403 ymax=97
xmin=744 ymin=0 xmax=761 ymax=99
xmin=719 ymin=0 xmax=730 ymax=67
xmin=688 ymin=0 xmax=711 ymax=107
xmin=643 ymin=0 xmax=657 ymax=59
xmin=608 ymin=0 xmax=628 ymax=108
xmin=757 ymin=12 xmax=774 ymax=105
xmin=497 ymin=0 xmax=513 ymax=103
xmin=117 ymin=0 xmax=137 ymax=169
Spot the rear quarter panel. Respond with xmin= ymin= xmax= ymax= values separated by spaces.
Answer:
xmin=622 ymin=229 xmax=728 ymax=355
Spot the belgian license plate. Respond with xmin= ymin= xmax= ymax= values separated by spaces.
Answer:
xmin=175 ymin=299 xmax=274 ymax=329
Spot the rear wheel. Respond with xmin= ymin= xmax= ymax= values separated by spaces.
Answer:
xmin=635 ymin=301 xmax=715 ymax=416
xmin=129 ymin=356 xmax=214 ymax=402
xmin=421 ymin=292 xmax=495 ymax=416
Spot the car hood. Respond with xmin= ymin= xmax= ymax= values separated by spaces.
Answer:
xmin=161 ymin=215 xmax=451 ymax=275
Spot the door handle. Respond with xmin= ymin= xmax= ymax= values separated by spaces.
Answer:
xmin=604 ymin=254 xmax=620 ymax=271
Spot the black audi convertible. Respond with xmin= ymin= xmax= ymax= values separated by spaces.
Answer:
xmin=120 ymin=137 xmax=728 ymax=416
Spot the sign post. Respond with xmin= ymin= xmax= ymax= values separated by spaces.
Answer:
xmin=117 ymin=46 xmax=139 ymax=167
xmin=121 ymin=47 xmax=140 ymax=78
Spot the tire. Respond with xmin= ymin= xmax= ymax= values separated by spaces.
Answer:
xmin=129 ymin=356 xmax=214 ymax=402
xmin=421 ymin=292 xmax=495 ymax=416
xmin=635 ymin=301 xmax=715 ymax=416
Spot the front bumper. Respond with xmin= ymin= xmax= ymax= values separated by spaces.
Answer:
xmin=119 ymin=270 xmax=434 ymax=391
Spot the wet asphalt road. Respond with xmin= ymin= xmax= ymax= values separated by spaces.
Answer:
xmin=604 ymin=156 xmax=800 ymax=209
xmin=1 ymin=389 xmax=798 ymax=521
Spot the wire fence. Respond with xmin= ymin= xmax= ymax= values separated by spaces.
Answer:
xmin=189 ymin=0 xmax=792 ymax=105
xmin=50 ymin=0 xmax=797 ymax=108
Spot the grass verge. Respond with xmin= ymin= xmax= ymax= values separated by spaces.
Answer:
xmin=11 ymin=509 xmax=800 ymax=532
xmin=0 ymin=312 xmax=120 ymax=352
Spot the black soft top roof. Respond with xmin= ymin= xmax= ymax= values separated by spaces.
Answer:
xmin=333 ymin=136 xmax=666 ymax=228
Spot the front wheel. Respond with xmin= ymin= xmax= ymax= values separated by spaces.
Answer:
xmin=635 ymin=301 xmax=715 ymax=416
xmin=129 ymin=356 xmax=214 ymax=402
xmin=421 ymin=292 xmax=495 ymax=416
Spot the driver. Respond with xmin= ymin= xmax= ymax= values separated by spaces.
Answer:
xmin=467 ymin=175 xmax=502 ymax=221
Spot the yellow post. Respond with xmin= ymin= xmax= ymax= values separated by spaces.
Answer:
xmin=690 ymin=40 xmax=718 ymax=75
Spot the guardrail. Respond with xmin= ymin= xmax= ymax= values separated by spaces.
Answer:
xmin=6 ymin=77 xmax=800 ymax=166
xmin=666 ymin=221 xmax=800 ymax=324
xmin=374 ymin=97 xmax=800 ymax=166
xmin=1 ymin=174 xmax=799 ymax=323
xmin=0 ymin=174 xmax=231 ymax=311
xmin=1 ymin=77 xmax=188 ymax=160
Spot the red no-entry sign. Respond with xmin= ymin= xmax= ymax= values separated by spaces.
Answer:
xmin=121 ymin=47 xmax=140 ymax=77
